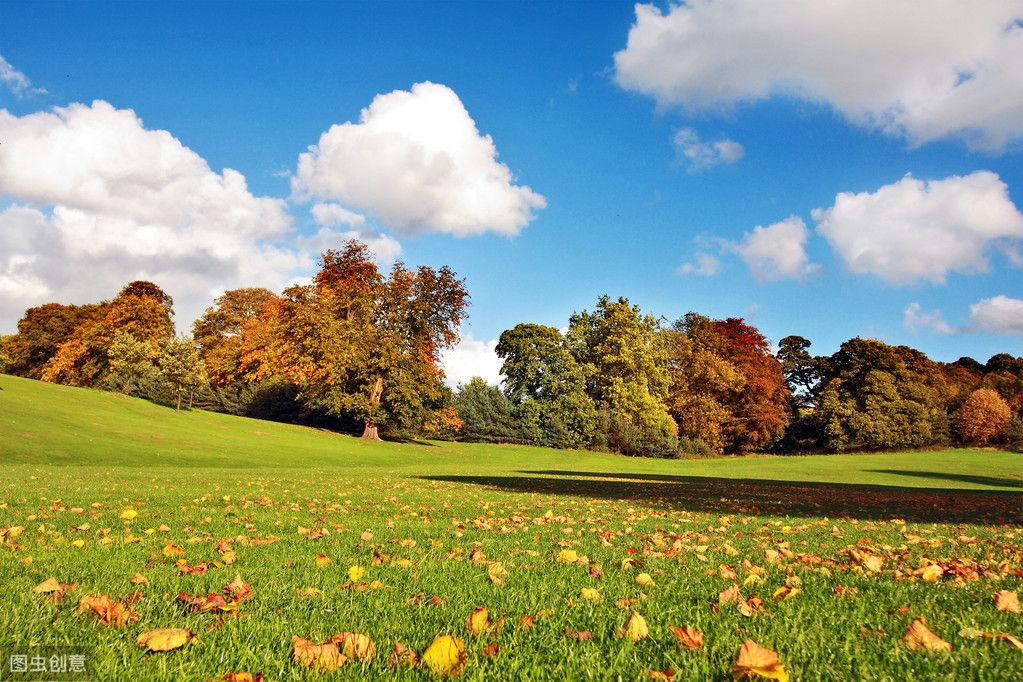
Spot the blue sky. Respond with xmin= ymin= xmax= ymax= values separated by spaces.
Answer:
xmin=1 ymin=1 xmax=1022 ymax=384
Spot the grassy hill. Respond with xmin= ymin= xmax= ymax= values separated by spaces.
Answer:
xmin=1 ymin=373 xmax=1022 ymax=680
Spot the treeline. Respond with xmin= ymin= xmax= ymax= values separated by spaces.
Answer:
xmin=2 ymin=240 xmax=1022 ymax=456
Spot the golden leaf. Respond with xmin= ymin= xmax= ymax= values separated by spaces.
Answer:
xmin=669 ymin=625 xmax=704 ymax=650
xmin=136 ymin=628 xmax=194 ymax=652
xmin=315 ymin=553 xmax=331 ymax=567
xmin=347 ymin=565 xmax=365 ymax=582
xmin=994 ymin=590 xmax=1021 ymax=614
xmin=619 ymin=611 xmax=649 ymax=642
xmin=635 ymin=573 xmax=656 ymax=587
xmin=119 ymin=509 xmax=138 ymax=520
xmin=422 ymin=635 xmax=467 ymax=677
xmin=292 ymin=636 xmax=346 ymax=671
xmin=467 ymin=607 xmax=490 ymax=636
xmin=580 ymin=588 xmax=603 ymax=603
xmin=331 ymin=632 xmax=375 ymax=663
xmin=556 ymin=549 xmax=579 ymax=564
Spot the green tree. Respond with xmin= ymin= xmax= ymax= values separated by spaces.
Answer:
xmin=496 ymin=323 xmax=597 ymax=448
xmin=104 ymin=331 xmax=161 ymax=397
xmin=454 ymin=377 xmax=521 ymax=443
xmin=567 ymin=296 xmax=676 ymax=456
xmin=776 ymin=335 xmax=824 ymax=410
xmin=159 ymin=336 xmax=208 ymax=411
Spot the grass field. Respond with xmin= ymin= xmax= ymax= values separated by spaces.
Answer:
xmin=1 ymin=373 xmax=1022 ymax=680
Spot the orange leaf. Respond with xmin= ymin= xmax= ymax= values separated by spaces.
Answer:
xmin=902 ymin=618 xmax=951 ymax=653
xmin=387 ymin=642 xmax=418 ymax=668
xmin=669 ymin=625 xmax=704 ymax=650
xmin=731 ymin=639 xmax=788 ymax=682
xmin=292 ymin=636 xmax=346 ymax=671
xmin=995 ymin=590 xmax=1021 ymax=614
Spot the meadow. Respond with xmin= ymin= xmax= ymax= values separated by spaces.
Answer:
xmin=1 ymin=374 xmax=1022 ymax=680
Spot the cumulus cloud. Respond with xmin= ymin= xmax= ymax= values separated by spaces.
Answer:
xmin=678 ymin=252 xmax=722 ymax=277
xmin=614 ymin=1 xmax=1023 ymax=150
xmin=813 ymin=171 xmax=1023 ymax=285
xmin=0 ymin=100 xmax=365 ymax=330
xmin=968 ymin=295 xmax=1023 ymax=335
xmin=0 ymin=54 xmax=45 ymax=97
xmin=293 ymin=82 xmax=547 ymax=237
xmin=673 ymin=128 xmax=744 ymax=171
xmin=311 ymin=202 xmax=366 ymax=228
xmin=735 ymin=216 xmax=819 ymax=282
xmin=439 ymin=332 xmax=504 ymax=388
xmin=903 ymin=303 xmax=954 ymax=335
xmin=680 ymin=217 xmax=818 ymax=281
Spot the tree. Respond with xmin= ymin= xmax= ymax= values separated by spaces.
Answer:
xmin=42 ymin=284 xmax=174 ymax=387
xmin=193 ymin=288 xmax=279 ymax=386
xmin=816 ymin=338 xmax=943 ymax=451
xmin=104 ymin=331 xmax=161 ymax=397
xmin=454 ymin=377 xmax=521 ymax=443
xmin=955 ymin=388 xmax=1012 ymax=445
xmin=159 ymin=337 xmax=207 ymax=411
xmin=4 ymin=302 xmax=108 ymax=378
xmin=496 ymin=323 xmax=597 ymax=448
xmin=776 ymin=335 xmax=824 ymax=410
xmin=567 ymin=296 xmax=677 ymax=456
xmin=247 ymin=241 xmax=468 ymax=439
xmin=118 ymin=281 xmax=174 ymax=317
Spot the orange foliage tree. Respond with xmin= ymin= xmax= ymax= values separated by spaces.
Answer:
xmin=955 ymin=388 xmax=1013 ymax=445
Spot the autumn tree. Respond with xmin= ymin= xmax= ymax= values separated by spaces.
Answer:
xmin=42 ymin=283 xmax=175 ymax=387
xmin=496 ymin=323 xmax=597 ymax=449
xmin=567 ymin=296 xmax=677 ymax=456
xmin=981 ymin=353 xmax=1023 ymax=411
xmin=193 ymin=288 xmax=279 ymax=386
xmin=4 ymin=302 xmax=108 ymax=378
xmin=249 ymin=242 xmax=468 ymax=439
xmin=955 ymin=388 xmax=1013 ymax=445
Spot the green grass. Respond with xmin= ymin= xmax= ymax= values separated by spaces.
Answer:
xmin=1 ymin=373 xmax=1021 ymax=680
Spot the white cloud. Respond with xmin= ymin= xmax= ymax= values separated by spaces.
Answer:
xmin=296 ymin=226 xmax=402 ymax=265
xmin=0 ymin=54 xmax=45 ymax=97
xmin=293 ymin=81 xmax=546 ymax=237
xmin=614 ymin=1 xmax=1023 ymax=150
xmin=673 ymin=128 xmax=744 ymax=170
xmin=0 ymin=100 xmax=356 ymax=331
xmin=735 ymin=216 xmax=819 ymax=282
xmin=968 ymin=295 xmax=1023 ymax=335
xmin=813 ymin=171 xmax=1023 ymax=285
xmin=439 ymin=332 xmax=504 ymax=388
xmin=677 ymin=252 xmax=721 ymax=277
xmin=903 ymin=303 xmax=954 ymax=335
xmin=311 ymin=202 xmax=366 ymax=228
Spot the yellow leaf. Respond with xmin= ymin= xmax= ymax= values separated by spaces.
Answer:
xmin=5 ymin=526 xmax=25 ymax=538
xmin=635 ymin=573 xmax=656 ymax=587
xmin=487 ymin=561 xmax=509 ymax=585
xmin=902 ymin=618 xmax=951 ymax=653
xmin=119 ymin=509 xmax=138 ymax=521
xmin=130 ymin=573 xmax=149 ymax=585
xmin=422 ymin=635 xmax=467 ymax=677
xmin=580 ymin=588 xmax=603 ymax=603
xmin=621 ymin=557 xmax=638 ymax=570
xmin=556 ymin=549 xmax=579 ymax=564
xmin=136 ymin=628 xmax=194 ymax=652
xmin=731 ymin=639 xmax=788 ymax=682
xmin=467 ymin=607 xmax=490 ymax=636
xmin=348 ymin=565 xmax=365 ymax=582
xmin=994 ymin=590 xmax=1021 ymax=614
xmin=162 ymin=543 xmax=185 ymax=557
xmin=297 ymin=587 xmax=322 ymax=598
xmin=71 ymin=539 xmax=85 ymax=548
xmin=771 ymin=586 xmax=801 ymax=601
xmin=315 ymin=553 xmax=331 ymax=567
xmin=33 ymin=578 xmax=61 ymax=593
xmin=619 ymin=611 xmax=649 ymax=642
xmin=915 ymin=564 xmax=943 ymax=583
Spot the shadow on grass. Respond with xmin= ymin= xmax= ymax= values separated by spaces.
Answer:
xmin=419 ymin=470 xmax=1023 ymax=525
xmin=866 ymin=469 xmax=1023 ymax=489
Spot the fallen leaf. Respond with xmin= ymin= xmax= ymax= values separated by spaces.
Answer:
xmin=772 ymin=586 xmax=801 ymax=601
xmin=619 ymin=611 xmax=649 ymax=641
xmin=580 ymin=587 xmax=603 ymax=603
xmin=348 ymin=565 xmax=366 ymax=582
xmin=635 ymin=573 xmax=656 ymax=587
xmin=647 ymin=668 xmax=675 ymax=681
xmin=995 ymin=590 xmax=1021 ymax=614
xmin=137 ymin=628 xmax=194 ymax=652
xmin=315 ymin=553 xmax=331 ymax=567
xmin=78 ymin=594 xmax=139 ymax=627
xmin=292 ymin=636 xmax=346 ymax=671
xmin=120 ymin=509 xmax=138 ymax=521
xmin=564 ymin=628 xmax=593 ymax=641
xmin=481 ymin=643 xmax=500 ymax=657
xmin=903 ymin=618 xmax=951 ymax=652
xmin=731 ymin=639 xmax=788 ymax=682
xmin=210 ymin=674 xmax=264 ymax=682
xmin=669 ymin=625 xmax=704 ymax=650
xmin=130 ymin=573 xmax=149 ymax=585
xmin=467 ymin=607 xmax=490 ymax=636
xmin=331 ymin=632 xmax=375 ymax=663
xmin=997 ymin=633 xmax=1023 ymax=650
xmin=556 ymin=549 xmax=579 ymax=564
xmin=421 ymin=635 xmax=467 ymax=677
xmin=387 ymin=642 xmax=418 ymax=668
xmin=487 ymin=562 xmax=508 ymax=585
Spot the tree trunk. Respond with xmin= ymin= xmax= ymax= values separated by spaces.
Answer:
xmin=188 ymin=389 xmax=194 ymax=409
xmin=175 ymin=385 xmax=182 ymax=412
xmin=361 ymin=376 xmax=384 ymax=440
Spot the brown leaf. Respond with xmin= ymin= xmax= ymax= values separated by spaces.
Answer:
xmin=481 ymin=643 xmax=500 ymax=657
xmin=78 ymin=594 xmax=138 ymax=627
xmin=223 ymin=574 xmax=252 ymax=603
xmin=564 ymin=628 xmax=593 ymax=641
xmin=669 ymin=625 xmax=704 ymax=650
xmin=902 ymin=618 xmax=951 ymax=653
xmin=387 ymin=642 xmax=418 ymax=668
